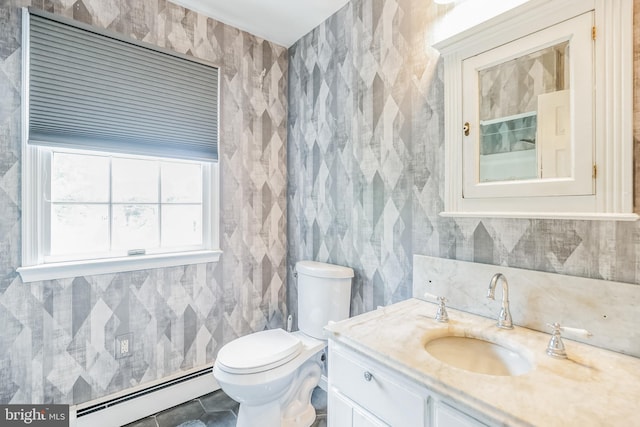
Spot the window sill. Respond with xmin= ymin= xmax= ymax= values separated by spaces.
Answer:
xmin=17 ymin=250 xmax=222 ymax=283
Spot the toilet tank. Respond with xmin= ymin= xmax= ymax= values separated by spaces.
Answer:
xmin=295 ymin=261 xmax=354 ymax=340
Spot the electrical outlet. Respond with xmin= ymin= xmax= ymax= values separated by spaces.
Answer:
xmin=115 ymin=333 xmax=133 ymax=359
xmin=120 ymin=339 xmax=129 ymax=354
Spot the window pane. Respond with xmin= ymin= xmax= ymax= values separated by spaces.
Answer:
xmin=112 ymin=205 xmax=159 ymax=251
xmin=162 ymin=205 xmax=202 ymax=247
xmin=161 ymin=161 xmax=202 ymax=203
xmin=51 ymin=152 xmax=109 ymax=202
xmin=50 ymin=204 xmax=109 ymax=256
xmin=112 ymin=158 xmax=159 ymax=203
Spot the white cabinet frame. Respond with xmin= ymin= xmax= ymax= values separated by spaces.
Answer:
xmin=434 ymin=0 xmax=636 ymax=220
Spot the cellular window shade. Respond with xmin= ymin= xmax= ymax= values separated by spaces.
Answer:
xmin=27 ymin=11 xmax=219 ymax=162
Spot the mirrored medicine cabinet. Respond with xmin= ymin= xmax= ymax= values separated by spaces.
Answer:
xmin=434 ymin=0 xmax=636 ymax=220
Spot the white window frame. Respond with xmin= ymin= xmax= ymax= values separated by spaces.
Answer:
xmin=434 ymin=0 xmax=637 ymax=220
xmin=17 ymin=144 xmax=221 ymax=283
xmin=17 ymin=14 xmax=221 ymax=283
xmin=18 ymin=146 xmax=221 ymax=282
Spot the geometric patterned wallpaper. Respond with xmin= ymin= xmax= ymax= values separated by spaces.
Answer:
xmin=478 ymin=41 xmax=568 ymax=121
xmin=287 ymin=0 xmax=640 ymax=324
xmin=288 ymin=0 xmax=437 ymax=318
xmin=0 ymin=0 xmax=287 ymax=405
xmin=1 ymin=0 xmax=639 ymax=408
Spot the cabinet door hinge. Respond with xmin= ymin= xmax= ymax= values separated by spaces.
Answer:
xmin=592 ymin=26 xmax=597 ymax=40
xmin=593 ymin=164 xmax=597 ymax=179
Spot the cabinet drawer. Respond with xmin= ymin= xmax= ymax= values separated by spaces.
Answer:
xmin=331 ymin=348 xmax=425 ymax=426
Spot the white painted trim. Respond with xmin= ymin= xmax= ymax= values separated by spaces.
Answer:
xmin=442 ymin=52 xmax=462 ymax=217
xmin=479 ymin=110 xmax=536 ymax=126
xmin=598 ymin=0 xmax=634 ymax=214
xmin=70 ymin=365 xmax=219 ymax=427
xmin=434 ymin=0 xmax=595 ymax=55
xmin=21 ymin=8 xmax=39 ymax=268
xmin=440 ymin=211 xmax=639 ymax=221
xmin=436 ymin=0 xmax=635 ymax=220
xmin=17 ymin=250 xmax=222 ymax=283
xmin=318 ymin=374 xmax=328 ymax=392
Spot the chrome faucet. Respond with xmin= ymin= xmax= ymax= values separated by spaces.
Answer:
xmin=423 ymin=292 xmax=449 ymax=323
xmin=546 ymin=322 xmax=592 ymax=359
xmin=486 ymin=273 xmax=513 ymax=329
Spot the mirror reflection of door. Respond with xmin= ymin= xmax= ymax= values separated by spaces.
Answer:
xmin=538 ymin=89 xmax=570 ymax=178
xmin=478 ymin=41 xmax=571 ymax=183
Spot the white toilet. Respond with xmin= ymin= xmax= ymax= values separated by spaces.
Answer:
xmin=213 ymin=260 xmax=354 ymax=427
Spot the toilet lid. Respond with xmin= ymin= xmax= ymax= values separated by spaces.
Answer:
xmin=216 ymin=329 xmax=303 ymax=374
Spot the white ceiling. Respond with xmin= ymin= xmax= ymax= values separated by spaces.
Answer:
xmin=170 ymin=0 xmax=351 ymax=47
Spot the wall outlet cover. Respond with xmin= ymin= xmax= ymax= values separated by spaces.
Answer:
xmin=115 ymin=333 xmax=133 ymax=359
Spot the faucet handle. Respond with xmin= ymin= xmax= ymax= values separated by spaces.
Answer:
xmin=546 ymin=322 xmax=592 ymax=359
xmin=423 ymin=292 xmax=442 ymax=301
xmin=423 ymin=292 xmax=449 ymax=323
xmin=557 ymin=325 xmax=592 ymax=338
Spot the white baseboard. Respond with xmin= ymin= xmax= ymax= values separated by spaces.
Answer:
xmin=318 ymin=374 xmax=327 ymax=392
xmin=70 ymin=365 xmax=219 ymax=427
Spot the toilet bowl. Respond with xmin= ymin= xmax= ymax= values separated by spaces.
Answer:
xmin=213 ymin=260 xmax=354 ymax=427
xmin=214 ymin=330 xmax=325 ymax=427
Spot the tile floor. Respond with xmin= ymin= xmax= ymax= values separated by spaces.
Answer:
xmin=124 ymin=387 xmax=327 ymax=427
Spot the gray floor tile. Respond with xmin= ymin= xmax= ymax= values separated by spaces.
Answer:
xmin=125 ymin=387 xmax=329 ymax=427
xmin=199 ymin=390 xmax=240 ymax=415
xmin=156 ymin=400 xmax=206 ymax=427
xmin=199 ymin=410 xmax=237 ymax=427
xmin=123 ymin=416 xmax=158 ymax=427
xmin=176 ymin=421 xmax=206 ymax=427
xmin=311 ymin=414 xmax=327 ymax=427
xmin=311 ymin=387 xmax=327 ymax=415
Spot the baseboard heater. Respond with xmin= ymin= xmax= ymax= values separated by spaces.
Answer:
xmin=72 ymin=365 xmax=219 ymax=427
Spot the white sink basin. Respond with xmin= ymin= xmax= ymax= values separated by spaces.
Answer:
xmin=424 ymin=336 xmax=531 ymax=376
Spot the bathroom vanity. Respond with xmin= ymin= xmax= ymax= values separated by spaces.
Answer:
xmin=325 ymin=299 xmax=640 ymax=426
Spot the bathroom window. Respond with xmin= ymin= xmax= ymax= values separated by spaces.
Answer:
xmin=46 ymin=150 xmax=211 ymax=262
xmin=18 ymin=9 xmax=221 ymax=282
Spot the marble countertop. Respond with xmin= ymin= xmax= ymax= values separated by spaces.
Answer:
xmin=325 ymin=298 xmax=640 ymax=426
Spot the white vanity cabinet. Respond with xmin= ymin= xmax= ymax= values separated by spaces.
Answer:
xmin=328 ymin=341 xmax=489 ymax=427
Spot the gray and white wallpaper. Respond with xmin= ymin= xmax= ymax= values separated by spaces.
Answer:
xmin=478 ymin=41 xmax=568 ymax=121
xmin=0 ymin=0 xmax=288 ymax=405
xmin=2 ymin=0 xmax=640 ymax=409
xmin=287 ymin=0 xmax=640 ymax=322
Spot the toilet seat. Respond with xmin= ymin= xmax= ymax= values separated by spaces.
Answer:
xmin=216 ymin=329 xmax=303 ymax=374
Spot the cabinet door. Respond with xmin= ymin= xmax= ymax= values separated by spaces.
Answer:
xmin=328 ymin=388 xmax=389 ymax=427
xmin=434 ymin=402 xmax=487 ymax=427
xmin=353 ymin=406 xmax=388 ymax=427
xmin=328 ymin=388 xmax=355 ymax=427
xmin=461 ymin=11 xmax=594 ymax=200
